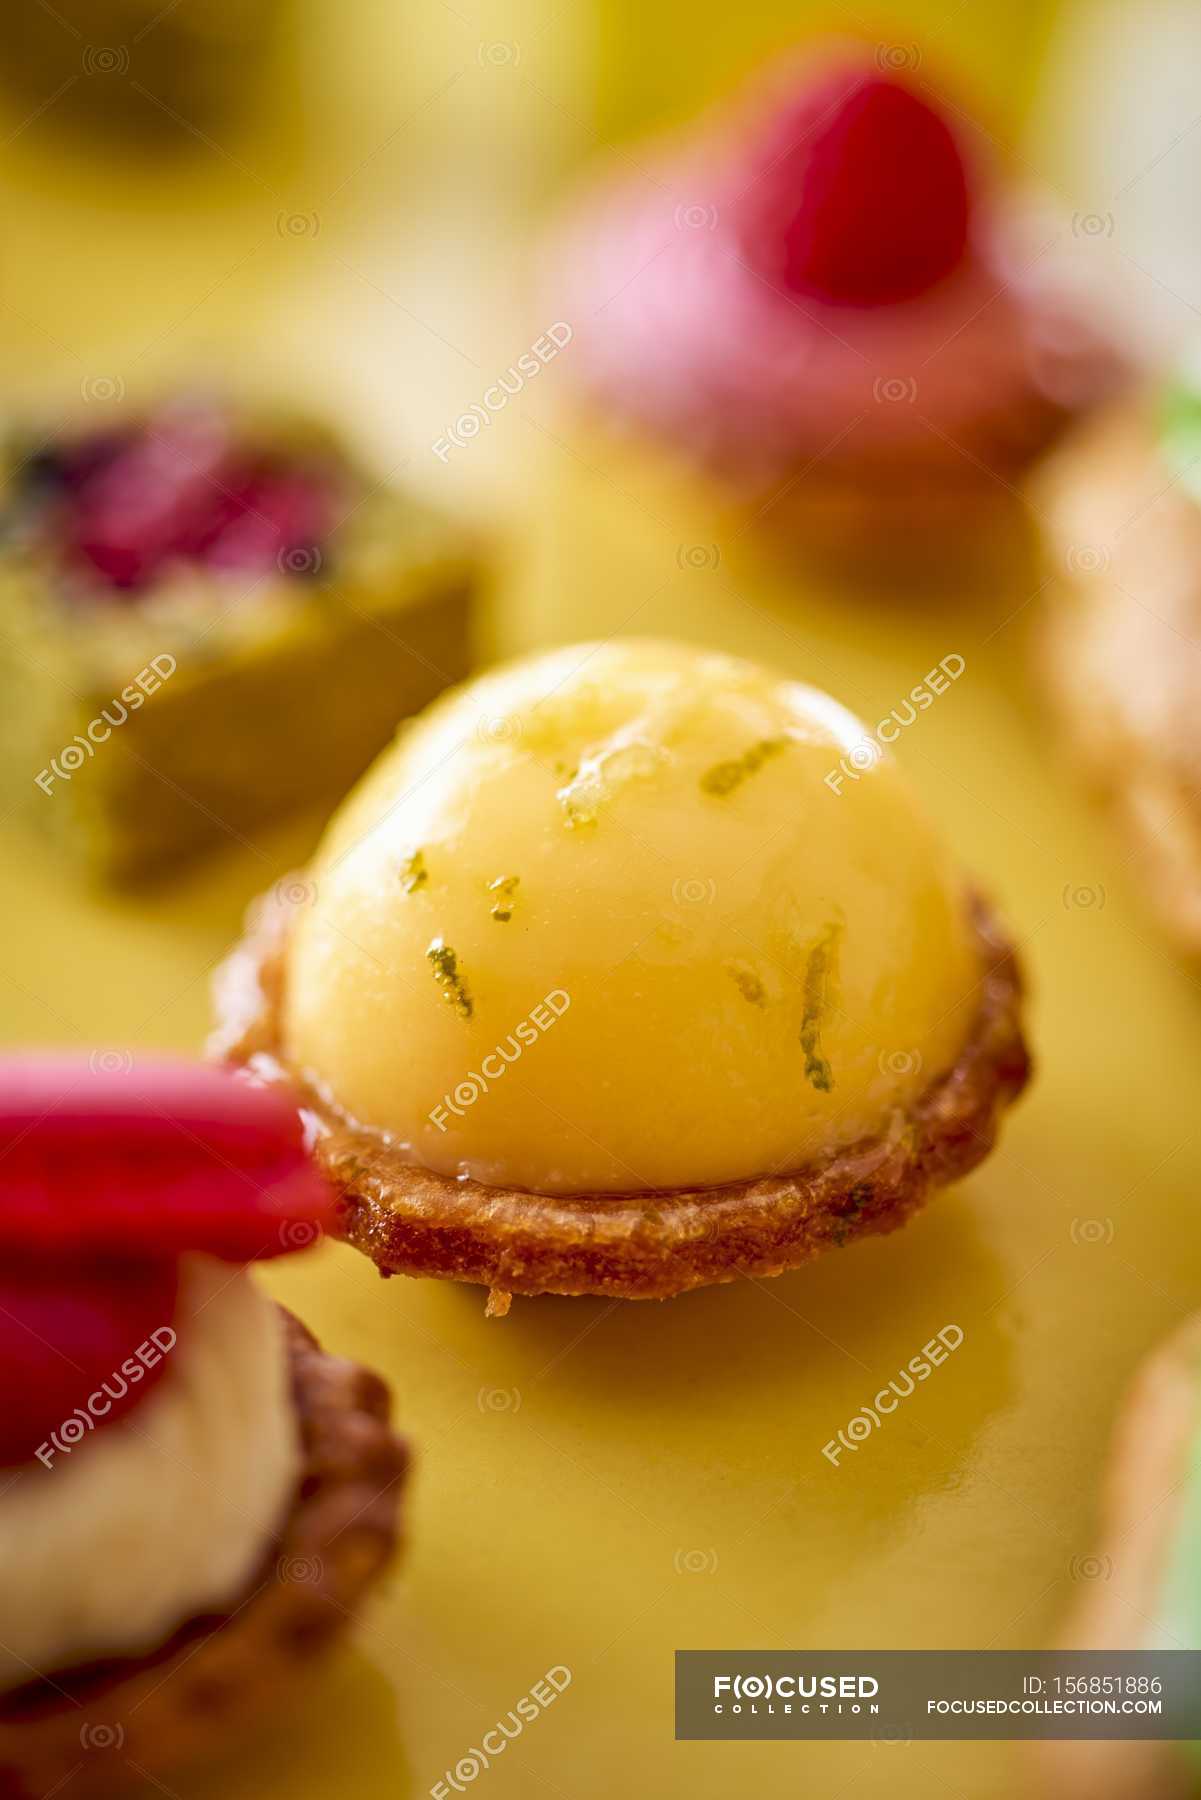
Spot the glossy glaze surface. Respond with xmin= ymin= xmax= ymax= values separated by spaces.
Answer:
xmin=283 ymin=639 xmax=978 ymax=1193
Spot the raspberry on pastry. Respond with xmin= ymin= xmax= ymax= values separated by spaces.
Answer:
xmin=550 ymin=49 xmax=1128 ymax=570
xmin=738 ymin=67 xmax=970 ymax=306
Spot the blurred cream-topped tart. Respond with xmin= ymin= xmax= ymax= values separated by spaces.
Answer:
xmin=0 ymin=1058 xmax=407 ymax=1799
xmin=214 ymin=640 xmax=1030 ymax=1306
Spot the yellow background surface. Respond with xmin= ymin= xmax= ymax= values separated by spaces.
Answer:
xmin=4 ymin=5 xmax=1199 ymax=1797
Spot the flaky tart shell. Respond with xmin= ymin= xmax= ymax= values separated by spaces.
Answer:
xmin=1036 ymin=402 xmax=1201 ymax=952
xmin=0 ymin=1311 xmax=407 ymax=1800
xmin=210 ymin=884 xmax=1029 ymax=1306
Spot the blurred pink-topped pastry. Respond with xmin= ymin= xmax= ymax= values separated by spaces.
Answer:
xmin=0 ymin=1057 xmax=407 ymax=1799
xmin=553 ymin=53 xmax=1127 ymax=565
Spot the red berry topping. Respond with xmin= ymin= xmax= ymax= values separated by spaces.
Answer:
xmin=0 ymin=1057 xmax=335 ymax=1260
xmin=740 ymin=67 xmax=971 ymax=306
xmin=0 ymin=1257 xmax=178 ymax=1468
xmin=22 ymin=404 xmax=338 ymax=593
xmin=70 ymin=409 xmax=234 ymax=589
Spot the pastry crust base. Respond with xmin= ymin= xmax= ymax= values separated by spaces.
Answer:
xmin=1037 ymin=403 xmax=1201 ymax=952
xmin=740 ymin=464 xmax=1038 ymax=588
xmin=211 ymin=886 xmax=1029 ymax=1304
xmin=0 ymin=1311 xmax=407 ymax=1799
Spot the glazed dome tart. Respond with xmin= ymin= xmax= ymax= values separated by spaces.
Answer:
xmin=212 ymin=640 xmax=1030 ymax=1308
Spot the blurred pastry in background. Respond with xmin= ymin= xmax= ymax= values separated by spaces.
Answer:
xmin=1037 ymin=364 xmax=1201 ymax=951
xmin=1038 ymin=1314 xmax=1201 ymax=1800
xmin=0 ymin=1056 xmax=406 ymax=1799
xmin=212 ymin=638 xmax=1029 ymax=1310
xmin=0 ymin=395 xmax=476 ymax=881
xmin=552 ymin=50 xmax=1128 ymax=573
xmin=0 ymin=0 xmax=286 ymax=137
xmin=1031 ymin=0 xmax=1201 ymax=368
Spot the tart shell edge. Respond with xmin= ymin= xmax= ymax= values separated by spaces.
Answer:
xmin=0 ymin=1310 xmax=408 ymax=1800
xmin=209 ymin=884 xmax=1030 ymax=1304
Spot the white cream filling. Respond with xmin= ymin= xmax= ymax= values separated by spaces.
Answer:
xmin=0 ymin=1255 xmax=300 ymax=1692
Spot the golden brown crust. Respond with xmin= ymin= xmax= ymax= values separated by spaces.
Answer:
xmin=0 ymin=1311 xmax=407 ymax=1800
xmin=743 ymin=471 xmax=1038 ymax=588
xmin=1036 ymin=402 xmax=1201 ymax=952
xmin=210 ymin=884 xmax=1029 ymax=1304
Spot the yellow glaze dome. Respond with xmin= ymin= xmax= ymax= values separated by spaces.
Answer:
xmin=283 ymin=639 xmax=980 ymax=1194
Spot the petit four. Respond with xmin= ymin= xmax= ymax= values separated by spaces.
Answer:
xmin=214 ymin=638 xmax=1029 ymax=1305
xmin=0 ymin=397 xmax=474 ymax=879
xmin=553 ymin=55 xmax=1126 ymax=564
xmin=0 ymin=1057 xmax=406 ymax=1797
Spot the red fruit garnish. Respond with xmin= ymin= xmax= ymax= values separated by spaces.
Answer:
xmin=201 ymin=468 xmax=332 ymax=574
xmin=0 ymin=1057 xmax=335 ymax=1261
xmin=30 ymin=404 xmax=338 ymax=593
xmin=740 ymin=67 xmax=970 ymax=305
xmin=0 ymin=1257 xmax=178 ymax=1468
xmin=70 ymin=408 xmax=234 ymax=589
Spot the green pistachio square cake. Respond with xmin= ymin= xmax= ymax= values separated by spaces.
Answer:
xmin=0 ymin=398 xmax=475 ymax=880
